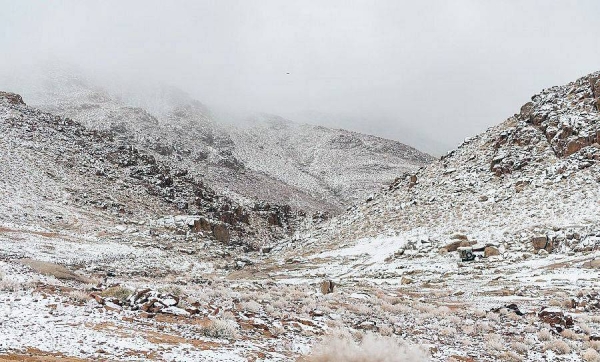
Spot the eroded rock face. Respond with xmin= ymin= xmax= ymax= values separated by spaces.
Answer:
xmin=0 ymin=91 xmax=25 ymax=106
xmin=516 ymin=72 xmax=600 ymax=158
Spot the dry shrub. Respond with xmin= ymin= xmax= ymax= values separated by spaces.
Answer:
xmin=200 ymin=318 xmax=239 ymax=339
xmin=498 ymin=351 xmax=524 ymax=361
xmin=543 ymin=339 xmax=571 ymax=354
xmin=537 ymin=329 xmax=552 ymax=341
xmin=100 ymin=286 xmax=133 ymax=303
xmin=511 ymin=341 xmax=529 ymax=355
xmin=69 ymin=290 xmax=91 ymax=302
xmin=583 ymin=348 xmax=600 ymax=362
xmin=303 ymin=333 xmax=428 ymax=362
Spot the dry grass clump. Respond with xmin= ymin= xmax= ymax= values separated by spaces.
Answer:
xmin=537 ymin=329 xmax=553 ymax=341
xmin=0 ymin=276 xmax=23 ymax=292
xmin=303 ymin=333 xmax=428 ymax=362
xmin=582 ymin=348 xmax=600 ymax=362
xmin=240 ymin=300 xmax=261 ymax=313
xmin=100 ymin=286 xmax=133 ymax=303
xmin=511 ymin=341 xmax=529 ymax=355
xmin=200 ymin=318 xmax=239 ymax=339
xmin=543 ymin=339 xmax=571 ymax=354
xmin=498 ymin=351 xmax=524 ymax=361
xmin=69 ymin=290 xmax=91 ymax=302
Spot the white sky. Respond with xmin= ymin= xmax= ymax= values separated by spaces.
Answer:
xmin=2 ymin=1 xmax=600 ymax=154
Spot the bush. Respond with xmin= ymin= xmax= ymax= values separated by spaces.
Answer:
xmin=100 ymin=286 xmax=133 ymax=303
xmin=583 ymin=348 xmax=600 ymax=362
xmin=303 ymin=333 xmax=428 ymax=362
xmin=200 ymin=318 xmax=239 ymax=339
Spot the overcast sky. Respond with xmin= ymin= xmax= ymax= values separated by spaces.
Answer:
xmin=2 ymin=1 xmax=600 ymax=154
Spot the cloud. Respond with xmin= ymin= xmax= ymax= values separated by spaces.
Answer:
xmin=1 ymin=0 xmax=600 ymax=154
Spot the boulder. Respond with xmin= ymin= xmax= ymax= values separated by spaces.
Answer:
xmin=484 ymin=246 xmax=500 ymax=258
xmin=592 ymin=77 xmax=600 ymax=98
xmin=320 ymin=280 xmax=335 ymax=294
xmin=0 ymin=91 xmax=25 ymax=105
xmin=212 ymin=224 xmax=230 ymax=243
xmin=583 ymin=259 xmax=600 ymax=269
xmin=532 ymin=235 xmax=553 ymax=252
xmin=444 ymin=239 xmax=475 ymax=252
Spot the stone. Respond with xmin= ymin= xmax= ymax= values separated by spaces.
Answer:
xmin=592 ymin=78 xmax=600 ymax=98
xmin=320 ymin=280 xmax=335 ymax=294
xmin=484 ymin=246 xmax=500 ymax=258
xmin=450 ymin=233 xmax=469 ymax=241
xmin=0 ymin=91 xmax=25 ymax=105
xmin=519 ymin=102 xmax=534 ymax=121
xmin=532 ymin=235 xmax=552 ymax=252
xmin=538 ymin=308 xmax=574 ymax=332
xmin=583 ymin=259 xmax=600 ymax=269
xmin=443 ymin=241 xmax=462 ymax=252
xmin=212 ymin=224 xmax=230 ymax=243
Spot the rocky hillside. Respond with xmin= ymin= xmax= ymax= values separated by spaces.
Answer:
xmin=229 ymin=114 xmax=432 ymax=207
xmin=0 ymin=91 xmax=296 ymax=250
xmin=294 ymin=70 xmax=600 ymax=257
xmin=9 ymin=69 xmax=433 ymax=213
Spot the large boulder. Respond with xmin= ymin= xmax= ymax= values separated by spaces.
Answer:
xmin=484 ymin=246 xmax=500 ymax=258
xmin=532 ymin=235 xmax=553 ymax=252
xmin=212 ymin=223 xmax=230 ymax=243
xmin=0 ymin=91 xmax=25 ymax=105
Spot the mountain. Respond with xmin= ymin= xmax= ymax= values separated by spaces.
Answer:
xmin=6 ymin=67 xmax=433 ymax=214
xmin=2 ymin=70 xmax=600 ymax=362
xmin=297 ymin=70 xmax=600 ymax=251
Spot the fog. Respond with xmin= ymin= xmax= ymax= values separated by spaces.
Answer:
xmin=2 ymin=1 xmax=600 ymax=155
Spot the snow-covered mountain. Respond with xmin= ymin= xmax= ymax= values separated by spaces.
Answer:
xmin=300 ymin=70 xmax=600 ymax=251
xmin=1 ymin=70 xmax=600 ymax=361
xmin=4 ymin=67 xmax=433 ymax=214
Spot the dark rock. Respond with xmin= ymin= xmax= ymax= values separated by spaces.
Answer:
xmin=0 ymin=91 xmax=25 ymax=105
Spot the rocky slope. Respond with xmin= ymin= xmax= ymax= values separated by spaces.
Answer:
xmin=229 ymin=114 xmax=432 ymax=207
xmin=295 ymin=70 xmax=600 ymax=256
xmin=7 ymin=69 xmax=432 ymax=213
xmin=0 ymin=91 xmax=295 ymax=250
